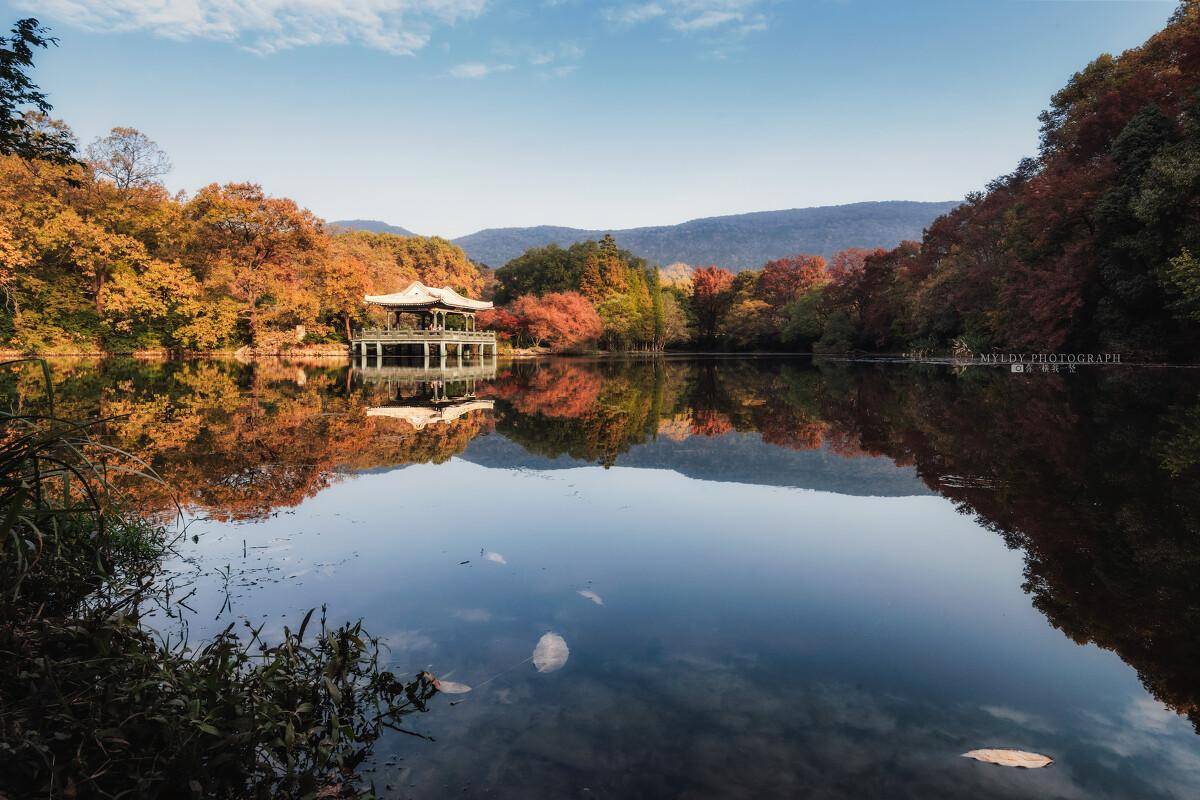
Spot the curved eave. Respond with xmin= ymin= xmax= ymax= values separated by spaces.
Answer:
xmin=364 ymin=298 xmax=493 ymax=311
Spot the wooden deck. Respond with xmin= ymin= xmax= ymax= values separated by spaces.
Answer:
xmin=350 ymin=328 xmax=497 ymax=358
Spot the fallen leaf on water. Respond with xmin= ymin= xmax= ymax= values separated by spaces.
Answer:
xmin=533 ymin=633 xmax=569 ymax=673
xmin=962 ymin=749 xmax=1053 ymax=769
xmin=577 ymin=589 xmax=604 ymax=606
xmin=433 ymin=678 xmax=472 ymax=694
xmin=483 ymin=551 xmax=507 ymax=565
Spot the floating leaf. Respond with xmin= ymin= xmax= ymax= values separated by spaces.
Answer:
xmin=533 ymin=633 xmax=569 ymax=673
xmin=483 ymin=551 xmax=507 ymax=565
xmin=432 ymin=678 xmax=472 ymax=695
xmin=962 ymin=749 xmax=1053 ymax=769
xmin=577 ymin=589 xmax=603 ymax=606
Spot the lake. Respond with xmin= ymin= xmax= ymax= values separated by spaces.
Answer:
xmin=9 ymin=355 xmax=1200 ymax=799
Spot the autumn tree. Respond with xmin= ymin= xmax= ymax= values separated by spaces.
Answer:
xmin=86 ymin=127 xmax=171 ymax=191
xmin=756 ymin=254 xmax=827 ymax=309
xmin=184 ymin=182 xmax=323 ymax=345
xmin=318 ymin=246 xmax=371 ymax=340
xmin=509 ymin=292 xmax=603 ymax=351
xmin=690 ymin=266 xmax=735 ymax=345
xmin=476 ymin=307 xmax=521 ymax=342
xmin=597 ymin=234 xmax=628 ymax=293
xmin=494 ymin=237 xmax=663 ymax=349
xmin=100 ymin=256 xmax=216 ymax=349
xmin=659 ymin=289 xmax=690 ymax=348
xmin=578 ymin=250 xmax=605 ymax=301
xmin=386 ymin=235 xmax=482 ymax=297
xmin=826 ymin=248 xmax=879 ymax=283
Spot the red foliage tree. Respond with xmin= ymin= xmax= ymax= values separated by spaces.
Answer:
xmin=508 ymin=292 xmax=603 ymax=351
xmin=480 ymin=362 xmax=603 ymax=418
xmin=755 ymin=254 xmax=827 ymax=309
xmin=691 ymin=266 xmax=735 ymax=344
xmin=477 ymin=307 xmax=521 ymax=342
xmin=827 ymin=248 xmax=882 ymax=282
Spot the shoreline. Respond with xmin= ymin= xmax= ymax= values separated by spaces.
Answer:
xmin=5 ymin=348 xmax=1197 ymax=368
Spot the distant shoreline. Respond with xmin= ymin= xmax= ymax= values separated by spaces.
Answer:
xmin=7 ymin=349 xmax=1195 ymax=368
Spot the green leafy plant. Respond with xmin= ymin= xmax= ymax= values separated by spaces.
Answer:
xmin=0 ymin=359 xmax=441 ymax=799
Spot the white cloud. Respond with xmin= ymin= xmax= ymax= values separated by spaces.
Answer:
xmin=449 ymin=61 xmax=513 ymax=78
xmin=21 ymin=0 xmax=489 ymax=56
xmin=671 ymin=9 xmax=739 ymax=30
xmin=605 ymin=0 xmax=768 ymax=38
xmin=607 ymin=2 xmax=667 ymax=25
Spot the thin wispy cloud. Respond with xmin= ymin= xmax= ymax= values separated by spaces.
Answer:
xmin=605 ymin=0 xmax=767 ymax=35
xmin=673 ymin=10 xmax=739 ymax=31
xmin=491 ymin=38 xmax=585 ymax=78
xmin=608 ymin=3 xmax=668 ymax=25
xmin=529 ymin=41 xmax=585 ymax=65
xmin=20 ymin=0 xmax=489 ymax=56
xmin=449 ymin=61 xmax=514 ymax=78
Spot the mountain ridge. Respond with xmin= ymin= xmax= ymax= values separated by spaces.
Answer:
xmin=332 ymin=200 xmax=961 ymax=271
xmin=327 ymin=218 xmax=416 ymax=237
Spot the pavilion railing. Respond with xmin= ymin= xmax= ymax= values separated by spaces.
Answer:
xmin=352 ymin=328 xmax=495 ymax=341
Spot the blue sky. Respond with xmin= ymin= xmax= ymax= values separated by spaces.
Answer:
xmin=5 ymin=0 xmax=1177 ymax=237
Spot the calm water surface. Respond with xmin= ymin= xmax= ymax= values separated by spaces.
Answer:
xmin=12 ymin=356 xmax=1200 ymax=799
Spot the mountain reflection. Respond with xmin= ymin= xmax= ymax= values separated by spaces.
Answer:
xmin=3 ymin=356 xmax=1199 ymax=734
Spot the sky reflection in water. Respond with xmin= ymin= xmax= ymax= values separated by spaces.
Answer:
xmin=14 ymin=356 xmax=1200 ymax=799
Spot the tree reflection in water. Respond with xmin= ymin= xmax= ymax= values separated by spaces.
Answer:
xmin=3 ymin=356 xmax=1198 ymax=732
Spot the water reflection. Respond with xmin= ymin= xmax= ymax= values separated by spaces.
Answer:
xmin=4 ymin=356 xmax=1200 ymax=797
xmin=358 ymin=360 xmax=496 ymax=429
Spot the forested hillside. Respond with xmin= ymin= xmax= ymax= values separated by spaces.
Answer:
xmin=812 ymin=1 xmax=1200 ymax=357
xmin=0 ymin=133 xmax=481 ymax=353
xmin=444 ymin=201 xmax=959 ymax=269
xmin=5 ymin=2 xmax=1200 ymax=359
xmin=0 ymin=20 xmax=482 ymax=354
xmin=485 ymin=2 xmax=1200 ymax=359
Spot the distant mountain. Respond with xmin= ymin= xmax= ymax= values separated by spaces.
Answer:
xmin=450 ymin=201 xmax=960 ymax=270
xmin=459 ymin=431 xmax=930 ymax=497
xmin=329 ymin=219 xmax=417 ymax=237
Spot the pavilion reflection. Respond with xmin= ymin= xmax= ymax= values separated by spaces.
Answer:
xmin=354 ymin=356 xmax=497 ymax=430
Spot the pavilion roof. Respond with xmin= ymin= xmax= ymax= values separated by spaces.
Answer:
xmin=366 ymin=400 xmax=495 ymax=429
xmin=364 ymin=281 xmax=492 ymax=311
